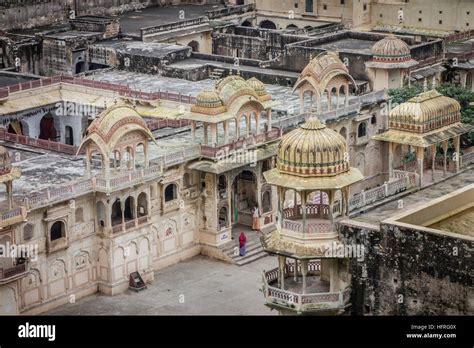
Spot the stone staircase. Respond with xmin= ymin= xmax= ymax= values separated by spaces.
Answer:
xmin=221 ymin=225 xmax=275 ymax=266
xmin=209 ymin=67 xmax=225 ymax=80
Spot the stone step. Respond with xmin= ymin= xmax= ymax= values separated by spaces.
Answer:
xmin=226 ymin=239 xmax=263 ymax=259
xmin=222 ymin=233 xmax=262 ymax=254
xmin=235 ymin=250 xmax=268 ymax=266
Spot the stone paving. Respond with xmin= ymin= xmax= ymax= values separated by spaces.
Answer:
xmin=354 ymin=167 xmax=474 ymax=225
xmin=47 ymin=255 xmax=278 ymax=315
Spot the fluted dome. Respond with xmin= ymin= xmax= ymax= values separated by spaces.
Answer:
xmin=246 ymin=77 xmax=271 ymax=102
xmin=191 ymin=89 xmax=227 ymax=115
xmin=372 ymin=34 xmax=411 ymax=62
xmin=389 ymin=89 xmax=461 ymax=133
xmin=0 ymin=146 xmax=11 ymax=175
xmin=278 ymin=118 xmax=349 ymax=177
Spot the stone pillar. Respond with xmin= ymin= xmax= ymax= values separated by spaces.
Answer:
xmin=327 ymin=90 xmax=332 ymax=111
xmin=301 ymin=259 xmax=309 ymax=294
xmin=442 ymin=140 xmax=449 ymax=177
xmin=278 ymin=255 xmax=286 ymax=290
xmin=256 ymin=113 xmax=261 ymax=135
xmin=191 ymin=121 xmax=196 ymax=143
xmin=328 ymin=190 xmax=335 ymax=222
xmin=431 ymin=144 xmax=436 ymax=181
xmin=6 ymin=181 xmax=12 ymax=210
xmin=223 ymin=120 xmax=229 ymax=144
xmin=294 ymin=258 xmax=298 ymax=282
xmin=454 ymin=136 xmax=460 ymax=173
xmin=388 ymin=142 xmax=394 ymax=178
xmin=246 ymin=114 xmax=250 ymax=137
xmin=336 ymin=90 xmax=340 ymax=109
xmin=416 ymin=146 xmax=424 ymax=186
xmin=344 ymin=85 xmax=349 ymax=107
xmin=266 ymin=108 xmax=272 ymax=132
xmin=203 ymin=123 xmax=208 ymax=145
xmin=302 ymin=191 xmax=307 ymax=235
xmin=211 ymin=123 xmax=217 ymax=146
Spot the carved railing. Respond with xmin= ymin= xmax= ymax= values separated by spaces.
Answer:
xmin=262 ymin=270 xmax=350 ymax=311
xmin=281 ymin=219 xmax=333 ymax=234
xmin=0 ymin=75 xmax=197 ymax=105
xmin=349 ymin=171 xmax=417 ymax=211
xmin=200 ymin=128 xmax=281 ymax=159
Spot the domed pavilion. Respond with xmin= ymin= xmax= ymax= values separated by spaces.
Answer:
xmin=365 ymin=34 xmax=418 ymax=91
xmin=261 ymin=117 xmax=364 ymax=315
xmin=373 ymin=86 xmax=474 ymax=185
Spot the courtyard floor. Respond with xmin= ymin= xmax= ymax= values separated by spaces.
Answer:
xmin=46 ymin=255 xmax=278 ymax=316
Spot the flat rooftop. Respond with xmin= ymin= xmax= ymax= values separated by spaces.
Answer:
xmin=318 ymin=38 xmax=375 ymax=54
xmin=0 ymin=127 xmax=197 ymax=206
xmin=91 ymin=40 xmax=190 ymax=58
xmin=87 ymin=69 xmax=359 ymax=115
xmin=119 ymin=4 xmax=223 ymax=36
xmin=353 ymin=167 xmax=474 ymax=236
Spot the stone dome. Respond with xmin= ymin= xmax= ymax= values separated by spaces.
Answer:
xmin=0 ymin=146 xmax=11 ymax=175
xmin=371 ymin=34 xmax=411 ymax=63
xmin=246 ymin=77 xmax=271 ymax=102
xmin=215 ymin=75 xmax=246 ymax=91
xmin=389 ymin=90 xmax=461 ymax=133
xmin=277 ymin=118 xmax=350 ymax=177
xmin=191 ymin=89 xmax=227 ymax=115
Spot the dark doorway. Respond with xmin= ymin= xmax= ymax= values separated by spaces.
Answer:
xmin=65 ymin=126 xmax=74 ymax=145
xmin=39 ymin=114 xmax=57 ymax=141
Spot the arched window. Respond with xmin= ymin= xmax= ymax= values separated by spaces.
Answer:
xmin=111 ymin=199 xmax=122 ymax=226
xmin=219 ymin=206 xmax=228 ymax=229
xmin=259 ymin=20 xmax=277 ymax=30
xmin=23 ymin=224 xmax=34 ymax=241
xmin=137 ymin=192 xmax=148 ymax=217
xmin=358 ymin=122 xmax=367 ymax=137
xmin=124 ymin=196 xmax=134 ymax=221
xmin=218 ymin=175 xmax=227 ymax=198
xmin=65 ymin=126 xmax=74 ymax=145
xmin=50 ymin=221 xmax=65 ymax=241
xmin=262 ymin=190 xmax=271 ymax=213
xmin=165 ymin=184 xmax=177 ymax=202
xmin=75 ymin=207 xmax=84 ymax=223
xmin=96 ymin=201 xmax=106 ymax=227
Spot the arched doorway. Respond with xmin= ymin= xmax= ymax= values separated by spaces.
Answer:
xmin=39 ymin=114 xmax=57 ymax=141
xmin=65 ymin=126 xmax=74 ymax=145
xmin=231 ymin=170 xmax=257 ymax=226
xmin=7 ymin=120 xmax=23 ymax=135
xmin=187 ymin=40 xmax=199 ymax=52
xmin=259 ymin=20 xmax=277 ymax=30
xmin=75 ymin=61 xmax=85 ymax=74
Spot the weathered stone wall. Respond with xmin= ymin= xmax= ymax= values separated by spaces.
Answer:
xmin=0 ymin=36 xmax=42 ymax=74
xmin=339 ymin=220 xmax=474 ymax=315
xmin=0 ymin=0 xmax=211 ymax=30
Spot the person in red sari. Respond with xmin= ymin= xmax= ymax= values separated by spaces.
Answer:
xmin=239 ymin=232 xmax=247 ymax=256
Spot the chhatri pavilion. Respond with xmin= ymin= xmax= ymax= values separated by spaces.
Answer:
xmin=373 ymin=83 xmax=474 ymax=186
xmin=261 ymin=117 xmax=363 ymax=314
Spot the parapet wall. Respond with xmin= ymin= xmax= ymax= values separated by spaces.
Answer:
xmin=338 ymin=219 xmax=474 ymax=315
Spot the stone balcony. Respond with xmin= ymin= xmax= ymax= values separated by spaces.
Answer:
xmin=200 ymin=128 xmax=281 ymax=159
xmin=261 ymin=262 xmax=350 ymax=314
xmin=0 ymin=261 xmax=29 ymax=285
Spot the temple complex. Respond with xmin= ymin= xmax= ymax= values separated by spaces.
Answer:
xmin=0 ymin=0 xmax=472 ymax=316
